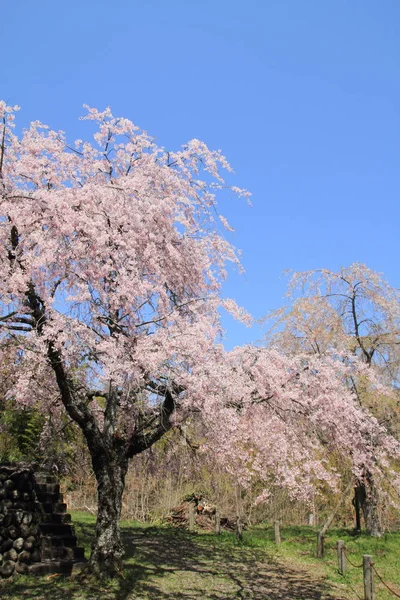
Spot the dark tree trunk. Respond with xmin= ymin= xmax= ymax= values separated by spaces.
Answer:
xmin=86 ymin=452 xmax=129 ymax=577
xmin=355 ymin=473 xmax=382 ymax=537
xmin=353 ymin=487 xmax=362 ymax=533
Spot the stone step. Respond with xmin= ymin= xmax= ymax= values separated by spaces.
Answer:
xmin=34 ymin=501 xmax=67 ymax=514
xmin=34 ymin=483 xmax=60 ymax=495
xmin=41 ymin=545 xmax=85 ymax=562
xmin=40 ymin=534 xmax=78 ymax=548
xmin=39 ymin=512 xmax=72 ymax=524
xmin=35 ymin=492 xmax=64 ymax=504
xmin=33 ymin=474 xmax=59 ymax=485
xmin=73 ymin=546 xmax=85 ymax=561
xmin=39 ymin=522 xmax=75 ymax=536
xmin=5 ymin=501 xmax=34 ymax=511
xmin=27 ymin=559 xmax=86 ymax=576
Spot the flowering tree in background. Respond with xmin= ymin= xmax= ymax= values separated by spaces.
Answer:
xmin=1 ymin=102 xmax=399 ymax=577
xmin=267 ymin=264 xmax=400 ymax=535
xmin=201 ymin=345 xmax=400 ymax=516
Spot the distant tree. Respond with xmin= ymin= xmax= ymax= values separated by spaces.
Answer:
xmin=202 ymin=344 xmax=400 ymax=517
xmin=268 ymin=264 xmax=400 ymax=535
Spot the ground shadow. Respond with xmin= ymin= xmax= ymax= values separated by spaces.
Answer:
xmin=114 ymin=525 xmax=344 ymax=600
xmin=2 ymin=523 xmax=346 ymax=600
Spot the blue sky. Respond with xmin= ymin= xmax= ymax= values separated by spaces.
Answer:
xmin=3 ymin=0 xmax=399 ymax=348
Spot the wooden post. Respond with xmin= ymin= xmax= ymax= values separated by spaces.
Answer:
xmin=189 ymin=503 xmax=195 ymax=531
xmin=215 ymin=510 xmax=221 ymax=535
xmin=316 ymin=531 xmax=325 ymax=558
xmin=274 ymin=520 xmax=281 ymax=545
xmin=363 ymin=555 xmax=375 ymax=600
xmin=337 ymin=540 xmax=347 ymax=575
xmin=236 ymin=516 xmax=243 ymax=541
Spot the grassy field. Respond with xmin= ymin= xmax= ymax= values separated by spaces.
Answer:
xmin=246 ymin=524 xmax=400 ymax=600
xmin=1 ymin=512 xmax=400 ymax=599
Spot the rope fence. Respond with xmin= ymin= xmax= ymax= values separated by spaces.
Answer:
xmin=333 ymin=539 xmax=400 ymax=599
xmin=372 ymin=565 xmax=400 ymax=599
xmin=343 ymin=547 xmax=363 ymax=569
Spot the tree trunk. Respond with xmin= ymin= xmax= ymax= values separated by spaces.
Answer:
xmin=355 ymin=474 xmax=382 ymax=537
xmin=319 ymin=479 xmax=354 ymax=538
xmin=86 ymin=453 xmax=129 ymax=577
xmin=353 ymin=487 xmax=361 ymax=533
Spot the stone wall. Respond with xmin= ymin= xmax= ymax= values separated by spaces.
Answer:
xmin=0 ymin=464 xmax=85 ymax=577
xmin=0 ymin=464 xmax=41 ymax=576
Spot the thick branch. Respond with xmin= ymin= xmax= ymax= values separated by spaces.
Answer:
xmin=0 ymin=116 xmax=5 ymax=179
xmin=127 ymin=389 xmax=176 ymax=457
xmin=24 ymin=280 xmax=103 ymax=453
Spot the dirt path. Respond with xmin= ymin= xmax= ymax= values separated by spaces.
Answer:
xmin=115 ymin=527 xmax=345 ymax=600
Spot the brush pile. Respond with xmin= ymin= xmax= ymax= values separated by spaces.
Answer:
xmin=167 ymin=494 xmax=237 ymax=531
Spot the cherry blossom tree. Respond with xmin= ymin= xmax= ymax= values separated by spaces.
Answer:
xmin=267 ymin=264 xmax=400 ymax=535
xmin=200 ymin=344 xmax=400 ymax=516
xmin=0 ymin=101 xmax=251 ymax=575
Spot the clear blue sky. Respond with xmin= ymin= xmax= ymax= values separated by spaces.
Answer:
xmin=3 ymin=0 xmax=399 ymax=348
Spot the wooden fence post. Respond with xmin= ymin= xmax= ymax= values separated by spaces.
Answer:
xmin=316 ymin=531 xmax=325 ymax=558
xmin=215 ymin=510 xmax=221 ymax=535
xmin=337 ymin=540 xmax=347 ymax=575
xmin=274 ymin=520 xmax=281 ymax=545
xmin=189 ymin=503 xmax=195 ymax=531
xmin=363 ymin=555 xmax=375 ymax=600
xmin=236 ymin=516 xmax=243 ymax=541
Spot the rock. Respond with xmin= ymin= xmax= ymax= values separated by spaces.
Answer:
xmin=21 ymin=512 xmax=32 ymax=526
xmin=17 ymin=474 xmax=30 ymax=492
xmin=23 ymin=536 xmax=35 ymax=551
xmin=10 ymin=490 xmax=20 ymax=501
xmin=14 ymin=510 xmax=24 ymax=525
xmin=3 ymin=480 xmax=14 ymax=492
xmin=0 ymin=539 xmax=12 ymax=553
xmin=3 ymin=548 xmax=18 ymax=562
xmin=31 ymin=549 xmax=40 ymax=562
xmin=7 ymin=525 xmax=19 ymax=539
xmin=0 ymin=560 xmax=15 ymax=577
xmin=19 ymin=524 xmax=31 ymax=538
xmin=15 ymin=561 xmax=28 ymax=574
xmin=3 ymin=514 xmax=12 ymax=528
xmin=17 ymin=550 xmax=31 ymax=564
xmin=13 ymin=538 xmax=24 ymax=552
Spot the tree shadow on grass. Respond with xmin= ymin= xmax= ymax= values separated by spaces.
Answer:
xmin=115 ymin=525 xmax=345 ymax=600
xmin=2 ymin=523 xmax=346 ymax=600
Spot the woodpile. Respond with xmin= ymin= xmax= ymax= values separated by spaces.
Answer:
xmin=167 ymin=494 xmax=237 ymax=532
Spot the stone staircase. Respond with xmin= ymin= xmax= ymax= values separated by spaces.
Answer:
xmin=28 ymin=473 xmax=86 ymax=575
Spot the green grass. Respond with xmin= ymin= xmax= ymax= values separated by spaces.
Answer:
xmin=240 ymin=524 xmax=400 ymax=600
xmin=2 ymin=513 xmax=400 ymax=599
